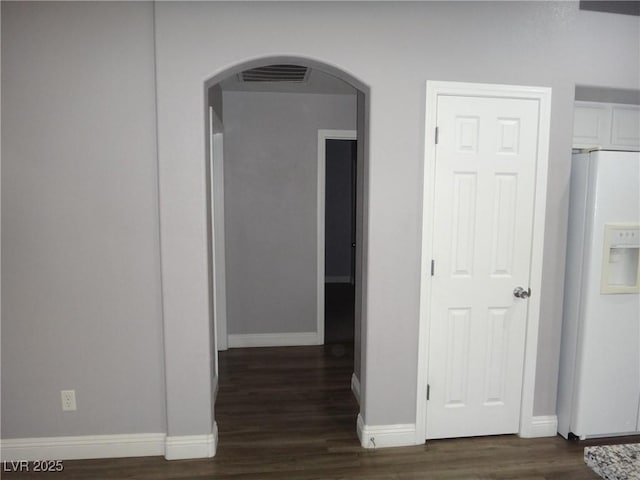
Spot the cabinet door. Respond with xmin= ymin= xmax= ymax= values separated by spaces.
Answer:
xmin=611 ymin=105 xmax=640 ymax=149
xmin=573 ymin=102 xmax=610 ymax=148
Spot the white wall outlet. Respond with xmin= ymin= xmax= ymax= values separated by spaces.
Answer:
xmin=61 ymin=390 xmax=77 ymax=411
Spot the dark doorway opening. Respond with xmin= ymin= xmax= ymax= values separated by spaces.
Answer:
xmin=324 ymin=139 xmax=357 ymax=345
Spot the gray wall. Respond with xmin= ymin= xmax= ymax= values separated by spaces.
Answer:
xmin=353 ymin=91 xmax=367 ymax=386
xmin=575 ymin=85 xmax=640 ymax=104
xmin=325 ymin=140 xmax=355 ymax=280
xmin=222 ymin=91 xmax=356 ymax=335
xmin=153 ymin=1 xmax=639 ymax=429
xmin=1 ymin=2 xmax=3 ymax=390
xmin=1 ymin=2 xmax=165 ymax=438
xmin=1 ymin=1 xmax=638 ymax=442
xmin=206 ymin=84 xmax=224 ymax=393
xmin=209 ymin=85 xmax=224 ymax=133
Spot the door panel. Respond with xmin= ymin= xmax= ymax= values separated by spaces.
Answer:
xmin=426 ymin=95 xmax=539 ymax=439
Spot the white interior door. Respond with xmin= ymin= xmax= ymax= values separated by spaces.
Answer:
xmin=425 ymin=94 xmax=540 ymax=439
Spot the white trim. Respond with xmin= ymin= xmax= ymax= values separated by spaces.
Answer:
xmin=325 ymin=275 xmax=352 ymax=283
xmin=356 ymin=414 xmax=417 ymax=449
xmin=519 ymin=415 xmax=558 ymax=438
xmin=227 ymin=332 xmax=320 ymax=348
xmin=164 ymin=429 xmax=217 ymax=460
xmin=0 ymin=433 xmax=166 ymax=461
xmin=351 ymin=372 xmax=361 ymax=404
xmin=317 ymin=129 xmax=357 ymax=347
xmin=416 ymin=81 xmax=552 ymax=443
xmin=0 ymin=430 xmax=221 ymax=462
xmin=209 ymin=119 xmax=228 ymax=353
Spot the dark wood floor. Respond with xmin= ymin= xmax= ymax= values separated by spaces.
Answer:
xmin=5 ymin=344 xmax=638 ymax=479
xmin=324 ymin=282 xmax=355 ymax=344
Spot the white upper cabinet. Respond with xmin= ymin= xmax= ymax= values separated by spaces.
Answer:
xmin=574 ymin=101 xmax=640 ymax=151
xmin=611 ymin=105 xmax=640 ymax=148
xmin=573 ymin=102 xmax=610 ymax=148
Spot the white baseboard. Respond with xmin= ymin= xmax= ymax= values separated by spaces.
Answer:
xmin=351 ymin=372 xmax=360 ymax=405
xmin=325 ymin=275 xmax=352 ymax=283
xmin=519 ymin=415 xmax=558 ymax=438
xmin=356 ymin=414 xmax=417 ymax=449
xmin=165 ymin=426 xmax=217 ymax=460
xmin=1 ymin=426 xmax=219 ymax=462
xmin=0 ymin=433 xmax=166 ymax=461
xmin=228 ymin=332 xmax=320 ymax=348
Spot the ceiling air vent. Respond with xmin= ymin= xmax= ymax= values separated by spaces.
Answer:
xmin=239 ymin=64 xmax=309 ymax=83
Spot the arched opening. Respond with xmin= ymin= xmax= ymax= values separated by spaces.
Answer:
xmin=203 ymin=56 xmax=370 ymax=450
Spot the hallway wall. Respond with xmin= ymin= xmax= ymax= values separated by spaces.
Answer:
xmin=222 ymin=91 xmax=356 ymax=337
xmin=153 ymin=1 xmax=639 ymax=429
xmin=1 ymin=1 xmax=165 ymax=438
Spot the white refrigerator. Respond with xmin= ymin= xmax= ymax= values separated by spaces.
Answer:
xmin=557 ymin=149 xmax=640 ymax=440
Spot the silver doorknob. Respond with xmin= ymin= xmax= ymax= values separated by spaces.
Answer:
xmin=513 ymin=287 xmax=531 ymax=299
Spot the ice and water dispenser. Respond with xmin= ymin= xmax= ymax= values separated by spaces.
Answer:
xmin=601 ymin=224 xmax=640 ymax=294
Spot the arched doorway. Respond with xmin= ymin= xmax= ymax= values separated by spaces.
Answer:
xmin=203 ymin=56 xmax=370 ymax=453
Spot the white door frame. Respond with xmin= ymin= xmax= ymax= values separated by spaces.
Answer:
xmin=209 ymin=107 xmax=228 ymax=353
xmin=317 ymin=129 xmax=357 ymax=345
xmin=415 ymin=81 xmax=552 ymax=442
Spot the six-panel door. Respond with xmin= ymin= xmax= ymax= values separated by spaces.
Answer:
xmin=426 ymin=95 xmax=539 ymax=439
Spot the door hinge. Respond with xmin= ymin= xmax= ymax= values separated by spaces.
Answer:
xmin=435 ymin=127 xmax=439 ymax=144
xmin=430 ymin=259 xmax=435 ymax=276
xmin=426 ymin=384 xmax=430 ymax=400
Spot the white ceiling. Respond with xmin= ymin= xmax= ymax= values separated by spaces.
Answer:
xmin=219 ymin=67 xmax=356 ymax=95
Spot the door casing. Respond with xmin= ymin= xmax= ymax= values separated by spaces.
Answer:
xmin=209 ymin=116 xmax=228 ymax=353
xmin=415 ymin=81 xmax=552 ymax=442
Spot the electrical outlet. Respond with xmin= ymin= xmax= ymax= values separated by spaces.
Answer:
xmin=61 ymin=390 xmax=77 ymax=411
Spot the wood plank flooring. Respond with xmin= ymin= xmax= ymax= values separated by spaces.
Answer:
xmin=324 ymin=283 xmax=355 ymax=344
xmin=4 ymin=344 xmax=638 ymax=479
